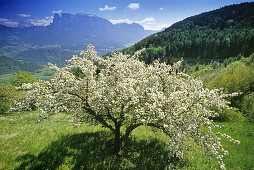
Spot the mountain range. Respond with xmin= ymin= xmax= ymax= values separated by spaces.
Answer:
xmin=0 ymin=13 xmax=155 ymax=65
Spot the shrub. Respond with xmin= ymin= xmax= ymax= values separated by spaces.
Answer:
xmin=0 ymin=98 xmax=10 ymax=114
xmin=220 ymin=109 xmax=245 ymax=122
xmin=211 ymin=107 xmax=245 ymax=122
xmin=0 ymin=83 xmax=18 ymax=114
xmin=241 ymin=92 xmax=254 ymax=122
xmin=212 ymin=61 xmax=220 ymax=69
xmin=10 ymin=70 xmax=38 ymax=87
xmin=207 ymin=61 xmax=252 ymax=94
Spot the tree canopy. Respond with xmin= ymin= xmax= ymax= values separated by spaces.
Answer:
xmin=10 ymin=70 xmax=38 ymax=87
xmin=207 ymin=61 xmax=253 ymax=94
xmin=13 ymin=45 xmax=239 ymax=169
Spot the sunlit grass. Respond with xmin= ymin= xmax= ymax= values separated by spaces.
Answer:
xmin=0 ymin=111 xmax=74 ymax=169
xmin=0 ymin=111 xmax=253 ymax=169
xmin=213 ymin=122 xmax=254 ymax=170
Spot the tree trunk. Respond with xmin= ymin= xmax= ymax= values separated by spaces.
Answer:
xmin=114 ymin=124 xmax=122 ymax=155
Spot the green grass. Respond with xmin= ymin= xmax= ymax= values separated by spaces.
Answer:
xmin=0 ymin=111 xmax=253 ymax=169
xmin=213 ymin=122 xmax=254 ymax=170
xmin=33 ymin=66 xmax=55 ymax=81
xmin=182 ymin=122 xmax=254 ymax=170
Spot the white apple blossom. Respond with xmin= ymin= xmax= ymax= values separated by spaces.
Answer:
xmin=13 ymin=45 xmax=239 ymax=169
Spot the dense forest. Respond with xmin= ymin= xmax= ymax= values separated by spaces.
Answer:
xmin=0 ymin=55 xmax=42 ymax=74
xmin=122 ymin=2 xmax=254 ymax=64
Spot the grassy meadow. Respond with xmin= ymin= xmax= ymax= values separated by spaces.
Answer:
xmin=0 ymin=56 xmax=253 ymax=169
xmin=0 ymin=111 xmax=253 ymax=169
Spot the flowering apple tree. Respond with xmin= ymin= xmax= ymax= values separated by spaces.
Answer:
xmin=13 ymin=45 xmax=239 ymax=169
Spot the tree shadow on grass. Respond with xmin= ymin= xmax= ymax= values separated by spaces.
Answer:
xmin=15 ymin=131 xmax=180 ymax=169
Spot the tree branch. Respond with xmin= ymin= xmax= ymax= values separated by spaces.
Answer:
xmin=84 ymin=102 xmax=116 ymax=133
xmin=52 ymin=90 xmax=83 ymax=100
xmin=106 ymin=108 xmax=117 ymax=124
xmin=146 ymin=122 xmax=162 ymax=129
xmin=147 ymin=123 xmax=173 ymax=138
xmin=122 ymin=123 xmax=143 ymax=141
xmin=67 ymin=91 xmax=83 ymax=100
xmin=122 ymin=122 xmax=167 ymax=141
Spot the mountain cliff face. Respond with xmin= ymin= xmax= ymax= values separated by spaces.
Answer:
xmin=0 ymin=13 xmax=154 ymax=50
xmin=44 ymin=13 xmax=151 ymax=47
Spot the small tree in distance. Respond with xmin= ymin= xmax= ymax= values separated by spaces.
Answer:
xmin=10 ymin=70 xmax=38 ymax=87
xmin=14 ymin=45 xmax=239 ymax=169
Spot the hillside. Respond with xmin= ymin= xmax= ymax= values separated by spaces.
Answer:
xmin=15 ymin=47 xmax=79 ymax=66
xmin=122 ymin=2 xmax=254 ymax=64
xmin=0 ymin=56 xmax=42 ymax=74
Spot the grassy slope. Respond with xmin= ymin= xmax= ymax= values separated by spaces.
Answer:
xmin=0 ymin=111 xmax=253 ymax=169
xmin=0 ymin=73 xmax=12 ymax=84
xmin=215 ymin=122 xmax=254 ymax=170
xmin=33 ymin=67 xmax=55 ymax=81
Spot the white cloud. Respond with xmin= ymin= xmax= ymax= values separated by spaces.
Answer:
xmin=110 ymin=17 xmax=155 ymax=26
xmin=136 ymin=17 xmax=155 ymax=24
xmin=18 ymin=14 xmax=31 ymax=17
xmin=29 ymin=16 xmax=53 ymax=26
xmin=109 ymin=19 xmax=133 ymax=24
xmin=3 ymin=21 xmax=18 ymax=27
xmin=52 ymin=10 xmax=62 ymax=14
xmin=0 ymin=18 xmax=8 ymax=22
xmin=143 ymin=23 xmax=171 ymax=31
xmin=159 ymin=8 xmax=163 ymax=10
xmin=110 ymin=16 xmax=170 ymax=31
xmin=0 ymin=18 xmax=19 ymax=27
xmin=127 ymin=3 xmax=140 ymax=10
xmin=45 ymin=16 xmax=54 ymax=19
xmin=136 ymin=17 xmax=161 ymax=30
xmin=99 ymin=5 xmax=116 ymax=11
xmin=137 ymin=17 xmax=170 ymax=30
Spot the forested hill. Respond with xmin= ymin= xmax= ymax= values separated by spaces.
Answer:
xmin=0 ymin=56 xmax=42 ymax=75
xmin=122 ymin=2 xmax=254 ymax=64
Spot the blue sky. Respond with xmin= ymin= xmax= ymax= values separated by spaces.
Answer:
xmin=0 ymin=0 xmax=252 ymax=30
